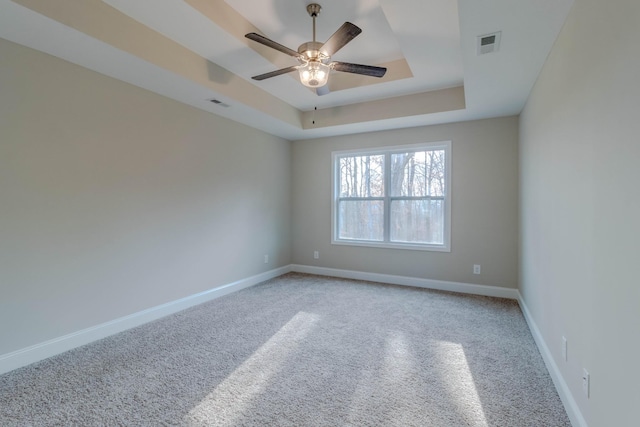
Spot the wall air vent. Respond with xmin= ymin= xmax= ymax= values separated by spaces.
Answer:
xmin=477 ymin=31 xmax=501 ymax=55
xmin=208 ymin=99 xmax=231 ymax=108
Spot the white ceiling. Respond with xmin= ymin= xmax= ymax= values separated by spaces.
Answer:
xmin=0 ymin=0 xmax=574 ymax=140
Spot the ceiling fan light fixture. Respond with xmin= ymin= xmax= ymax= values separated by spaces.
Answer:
xmin=299 ymin=61 xmax=330 ymax=88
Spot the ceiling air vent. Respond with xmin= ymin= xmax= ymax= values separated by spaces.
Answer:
xmin=208 ymin=99 xmax=231 ymax=108
xmin=477 ymin=31 xmax=501 ymax=55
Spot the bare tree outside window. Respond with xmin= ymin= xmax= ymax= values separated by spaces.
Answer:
xmin=338 ymin=154 xmax=384 ymax=240
xmin=390 ymin=150 xmax=445 ymax=244
xmin=333 ymin=142 xmax=450 ymax=251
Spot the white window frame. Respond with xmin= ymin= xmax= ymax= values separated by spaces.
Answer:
xmin=331 ymin=141 xmax=451 ymax=252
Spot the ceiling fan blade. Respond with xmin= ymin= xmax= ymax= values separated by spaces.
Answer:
xmin=251 ymin=65 xmax=299 ymax=81
xmin=245 ymin=33 xmax=301 ymax=58
xmin=316 ymin=85 xmax=331 ymax=96
xmin=332 ymin=61 xmax=387 ymax=78
xmin=321 ymin=22 xmax=362 ymax=57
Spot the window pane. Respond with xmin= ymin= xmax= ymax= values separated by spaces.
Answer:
xmin=339 ymin=155 xmax=384 ymax=197
xmin=339 ymin=200 xmax=384 ymax=241
xmin=390 ymin=150 xmax=446 ymax=197
xmin=390 ymin=199 xmax=444 ymax=244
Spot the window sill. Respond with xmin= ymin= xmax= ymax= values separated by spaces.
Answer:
xmin=331 ymin=239 xmax=451 ymax=252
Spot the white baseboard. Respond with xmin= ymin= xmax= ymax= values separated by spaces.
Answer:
xmin=517 ymin=294 xmax=587 ymax=427
xmin=290 ymin=264 xmax=519 ymax=299
xmin=0 ymin=266 xmax=291 ymax=376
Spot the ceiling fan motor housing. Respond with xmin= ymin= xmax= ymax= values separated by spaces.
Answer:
xmin=298 ymin=41 xmax=329 ymax=62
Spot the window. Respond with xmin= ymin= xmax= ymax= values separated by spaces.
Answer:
xmin=332 ymin=141 xmax=451 ymax=251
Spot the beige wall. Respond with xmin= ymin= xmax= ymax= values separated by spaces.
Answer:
xmin=0 ymin=39 xmax=291 ymax=355
xmin=519 ymin=0 xmax=640 ymax=425
xmin=292 ymin=117 xmax=519 ymax=288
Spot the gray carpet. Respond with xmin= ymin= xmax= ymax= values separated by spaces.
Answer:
xmin=0 ymin=273 xmax=570 ymax=426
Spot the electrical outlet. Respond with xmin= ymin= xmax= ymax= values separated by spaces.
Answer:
xmin=264 ymin=254 xmax=269 ymax=264
xmin=473 ymin=264 xmax=481 ymax=275
xmin=562 ymin=336 xmax=567 ymax=361
xmin=582 ymin=369 xmax=590 ymax=398
xmin=313 ymin=251 xmax=319 ymax=259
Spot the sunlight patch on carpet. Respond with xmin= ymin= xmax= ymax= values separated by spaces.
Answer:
xmin=184 ymin=311 xmax=320 ymax=425
xmin=381 ymin=331 xmax=423 ymax=424
xmin=436 ymin=341 xmax=489 ymax=426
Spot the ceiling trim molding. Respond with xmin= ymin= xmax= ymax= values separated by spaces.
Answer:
xmin=303 ymin=86 xmax=465 ymax=129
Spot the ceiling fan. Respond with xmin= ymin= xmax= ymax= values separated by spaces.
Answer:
xmin=245 ymin=3 xmax=387 ymax=95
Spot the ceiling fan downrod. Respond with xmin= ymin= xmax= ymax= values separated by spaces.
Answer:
xmin=307 ymin=3 xmax=321 ymax=43
xmin=298 ymin=3 xmax=326 ymax=66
